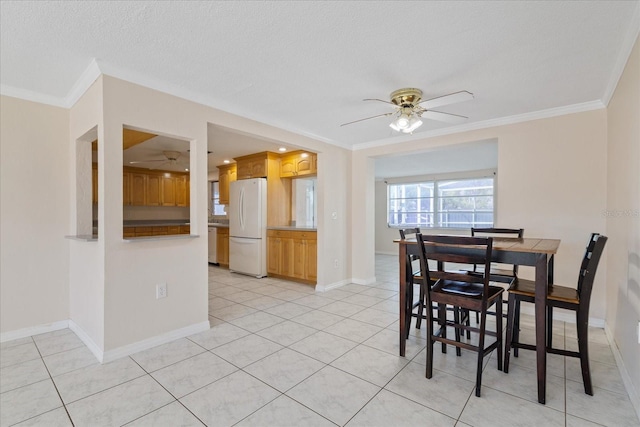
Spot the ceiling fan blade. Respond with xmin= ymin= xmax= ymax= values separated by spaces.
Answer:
xmin=340 ymin=112 xmax=394 ymax=127
xmin=421 ymin=110 xmax=468 ymax=124
xmin=420 ymin=91 xmax=474 ymax=109
xmin=128 ymin=159 xmax=166 ymax=164
xmin=363 ymin=98 xmax=396 ymax=106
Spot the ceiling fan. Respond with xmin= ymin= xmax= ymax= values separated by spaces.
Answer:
xmin=128 ymin=150 xmax=186 ymax=169
xmin=341 ymin=88 xmax=474 ymax=133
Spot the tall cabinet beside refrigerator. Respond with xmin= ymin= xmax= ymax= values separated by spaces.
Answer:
xmin=229 ymin=178 xmax=267 ymax=278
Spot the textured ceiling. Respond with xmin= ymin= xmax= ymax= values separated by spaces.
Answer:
xmin=1 ymin=1 xmax=638 ymax=153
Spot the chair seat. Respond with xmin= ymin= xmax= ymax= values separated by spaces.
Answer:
xmin=508 ymin=278 xmax=579 ymax=305
xmin=435 ymin=280 xmax=505 ymax=299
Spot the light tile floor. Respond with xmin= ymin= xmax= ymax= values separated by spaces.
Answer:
xmin=1 ymin=255 xmax=639 ymax=426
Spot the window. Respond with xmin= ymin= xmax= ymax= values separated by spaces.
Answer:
xmin=387 ymin=175 xmax=494 ymax=228
xmin=210 ymin=181 xmax=225 ymax=216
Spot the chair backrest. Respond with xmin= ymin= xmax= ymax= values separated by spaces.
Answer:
xmin=416 ymin=233 xmax=493 ymax=303
xmin=399 ymin=228 xmax=421 ymax=278
xmin=471 ymin=227 xmax=524 ymax=276
xmin=576 ymin=233 xmax=608 ymax=313
xmin=399 ymin=228 xmax=420 ymax=240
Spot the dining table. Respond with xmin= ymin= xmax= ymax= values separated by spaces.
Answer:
xmin=396 ymin=236 xmax=561 ymax=404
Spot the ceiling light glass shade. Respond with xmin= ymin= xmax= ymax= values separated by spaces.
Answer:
xmin=390 ymin=114 xmax=422 ymax=133
xmin=402 ymin=117 xmax=423 ymax=133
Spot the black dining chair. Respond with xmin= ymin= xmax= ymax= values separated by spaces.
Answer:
xmin=399 ymin=228 xmax=426 ymax=337
xmin=504 ymin=233 xmax=608 ymax=395
xmin=416 ymin=233 xmax=509 ymax=397
xmin=467 ymin=227 xmax=524 ymax=323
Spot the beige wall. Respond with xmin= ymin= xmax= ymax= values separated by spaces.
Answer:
xmin=1 ymin=96 xmax=70 ymax=334
xmin=358 ymin=109 xmax=608 ymax=321
xmin=606 ymin=35 xmax=640 ymax=410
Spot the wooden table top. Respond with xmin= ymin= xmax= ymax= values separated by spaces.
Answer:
xmin=395 ymin=237 xmax=561 ymax=255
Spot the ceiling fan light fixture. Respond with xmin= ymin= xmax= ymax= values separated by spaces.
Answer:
xmin=403 ymin=117 xmax=423 ymax=133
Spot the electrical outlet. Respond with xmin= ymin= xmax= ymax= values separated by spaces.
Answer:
xmin=156 ymin=283 xmax=167 ymax=299
xmin=333 ymin=259 xmax=339 ymax=269
xmin=331 ymin=211 xmax=338 ymax=220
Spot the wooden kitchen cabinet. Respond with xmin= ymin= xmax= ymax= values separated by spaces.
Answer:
xmin=267 ymin=229 xmax=316 ymax=284
xmin=267 ymin=231 xmax=295 ymax=277
xmin=146 ymin=174 xmax=162 ymax=206
xmin=280 ymin=151 xmax=317 ymax=178
xmin=217 ymin=227 xmax=230 ymax=266
xmin=217 ymin=163 xmax=237 ymax=205
xmin=161 ymin=175 xmax=177 ymax=206
xmin=176 ymin=175 xmax=188 ymax=207
xmin=235 ymin=152 xmax=276 ymax=180
xmin=130 ymin=172 xmax=147 ymax=206
xmin=123 ymin=172 xmax=131 ymax=205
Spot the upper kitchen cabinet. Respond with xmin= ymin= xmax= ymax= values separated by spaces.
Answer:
xmin=122 ymin=166 xmax=189 ymax=207
xmin=280 ymin=151 xmax=317 ymax=178
xmin=235 ymin=151 xmax=278 ymax=180
xmin=234 ymin=151 xmax=291 ymax=227
xmin=217 ymin=163 xmax=237 ymax=205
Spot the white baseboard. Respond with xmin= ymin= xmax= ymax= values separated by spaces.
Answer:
xmin=315 ymin=279 xmax=351 ymax=292
xmin=351 ymin=277 xmax=377 ymax=286
xmin=605 ymin=324 xmax=640 ymax=421
xmin=0 ymin=320 xmax=69 ymax=343
xmin=375 ymin=251 xmax=396 ymax=256
xmin=101 ymin=321 xmax=211 ymax=363
xmin=68 ymin=320 xmax=105 ymax=363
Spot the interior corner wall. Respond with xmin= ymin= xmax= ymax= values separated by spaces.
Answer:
xmin=100 ymin=76 xmax=209 ymax=350
xmin=606 ymin=34 xmax=640 ymax=410
xmin=356 ymin=109 xmax=608 ymax=319
xmin=0 ymin=95 xmax=70 ymax=334
xmin=69 ymin=77 xmax=106 ymax=351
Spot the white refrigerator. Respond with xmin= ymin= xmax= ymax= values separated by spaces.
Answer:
xmin=229 ymin=178 xmax=267 ymax=278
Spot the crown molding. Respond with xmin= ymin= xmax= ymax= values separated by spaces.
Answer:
xmin=602 ymin=3 xmax=640 ymax=106
xmin=0 ymin=83 xmax=67 ymax=108
xmin=64 ymin=58 xmax=102 ymax=108
xmin=352 ymin=100 xmax=606 ymax=151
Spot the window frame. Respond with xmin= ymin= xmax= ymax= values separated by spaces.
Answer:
xmin=386 ymin=170 xmax=496 ymax=229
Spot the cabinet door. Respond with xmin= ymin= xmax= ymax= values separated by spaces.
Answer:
xmin=123 ymin=172 xmax=131 ymax=206
xmin=236 ymin=161 xmax=252 ymax=180
xmin=176 ymin=175 xmax=188 ymax=207
xmin=217 ymin=229 xmax=229 ymax=265
xmin=267 ymin=237 xmax=281 ymax=274
xmin=219 ymin=170 xmax=230 ymax=205
xmin=281 ymin=237 xmax=295 ymax=277
xmin=292 ymin=238 xmax=307 ymax=280
xmin=295 ymin=156 xmax=313 ymax=176
xmin=305 ymin=238 xmax=317 ymax=281
xmin=147 ymin=175 xmax=162 ymax=206
xmin=280 ymin=156 xmax=296 ymax=177
xmin=162 ymin=176 xmax=177 ymax=206
xmin=130 ymin=173 xmax=147 ymax=206
xmin=250 ymin=160 xmax=267 ymax=177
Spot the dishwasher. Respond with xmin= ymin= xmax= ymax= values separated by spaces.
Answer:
xmin=208 ymin=226 xmax=218 ymax=264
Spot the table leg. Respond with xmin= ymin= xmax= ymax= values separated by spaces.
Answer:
xmin=535 ymin=253 xmax=548 ymax=404
xmin=399 ymin=242 xmax=407 ymax=357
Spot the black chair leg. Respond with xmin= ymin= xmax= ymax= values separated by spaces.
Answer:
xmin=496 ymin=298 xmax=503 ymax=371
xmin=475 ymin=309 xmax=487 ymax=397
xmin=426 ymin=306 xmax=435 ymax=379
xmin=453 ymin=307 xmax=462 ymax=356
xmin=513 ymin=299 xmax=521 ymax=358
xmin=416 ymin=285 xmax=425 ymax=329
xmin=504 ymin=294 xmax=517 ymax=373
xmin=439 ymin=304 xmax=447 ymax=354
xmin=547 ymin=305 xmax=554 ymax=348
xmin=577 ymin=311 xmax=593 ymax=395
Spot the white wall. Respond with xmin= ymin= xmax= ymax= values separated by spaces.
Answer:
xmin=0 ymin=96 xmax=70 ymax=335
xmin=354 ymin=109 xmax=608 ymax=321
xmin=606 ymin=34 xmax=640 ymax=413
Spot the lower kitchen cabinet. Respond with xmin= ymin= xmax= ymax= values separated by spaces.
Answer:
xmin=123 ymin=224 xmax=189 ymax=238
xmin=217 ymin=227 xmax=229 ymax=266
xmin=267 ymin=230 xmax=316 ymax=284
